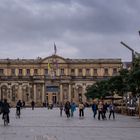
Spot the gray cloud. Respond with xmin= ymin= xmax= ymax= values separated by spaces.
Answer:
xmin=0 ymin=0 xmax=140 ymax=61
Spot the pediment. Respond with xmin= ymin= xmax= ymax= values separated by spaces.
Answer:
xmin=41 ymin=55 xmax=67 ymax=64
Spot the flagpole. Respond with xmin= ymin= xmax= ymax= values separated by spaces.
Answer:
xmin=54 ymin=42 xmax=57 ymax=55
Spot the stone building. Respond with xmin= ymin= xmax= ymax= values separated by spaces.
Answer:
xmin=0 ymin=55 xmax=122 ymax=106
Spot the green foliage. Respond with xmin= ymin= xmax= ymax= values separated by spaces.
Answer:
xmin=85 ymin=80 xmax=110 ymax=99
xmin=85 ymin=58 xmax=140 ymax=99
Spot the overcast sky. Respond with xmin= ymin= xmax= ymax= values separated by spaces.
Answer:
xmin=0 ymin=0 xmax=140 ymax=61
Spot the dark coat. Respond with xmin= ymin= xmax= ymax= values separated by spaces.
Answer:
xmin=2 ymin=102 xmax=10 ymax=113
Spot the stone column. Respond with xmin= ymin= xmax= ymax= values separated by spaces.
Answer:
xmin=33 ymin=84 xmax=37 ymax=102
xmin=82 ymin=85 xmax=87 ymax=103
xmin=74 ymin=85 xmax=78 ymax=103
xmin=18 ymin=85 xmax=22 ymax=100
xmin=83 ymin=68 xmax=86 ymax=76
xmin=8 ymin=86 xmax=12 ymax=101
xmin=68 ymin=84 xmax=72 ymax=102
xmin=60 ymin=84 xmax=63 ymax=103
xmin=42 ymin=84 xmax=45 ymax=103
xmin=91 ymin=68 xmax=93 ymax=76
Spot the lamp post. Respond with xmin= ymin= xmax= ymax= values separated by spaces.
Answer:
xmin=121 ymin=36 xmax=140 ymax=118
xmin=120 ymin=41 xmax=135 ymax=68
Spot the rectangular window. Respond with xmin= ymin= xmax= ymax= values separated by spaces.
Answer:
xmin=86 ymin=69 xmax=90 ymax=76
xmin=34 ymin=69 xmax=38 ymax=75
xmin=26 ymin=69 xmax=30 ymax=75
xmin=104 ymin=68 xmax=108 ymax=75
xmin=113 ymin=68 xmax=117 ymax=75
xmin=113 ymin=68 xmax=117 ymax=74
xmin=11 ymin=69 xmax=15 ymax=75
xmin=0 ymin=69 xmax=4 ymax=75
xmin=45 ymin=69 xmax=48 ymax=75
xmin=19 ymin=69 xmax=22 ymax=75
xmin=94 ymin=69 xmax=97 ymax=75
xmin=71 ymin=69 xmax=75 ymax=75
xmin=60 ymin=68 xmax=64 ymax=75
xmin=78 ymin=69 xmax=82 ymax=76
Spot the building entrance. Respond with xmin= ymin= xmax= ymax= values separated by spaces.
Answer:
xmin=46 ymin=85 xmax=59 ymax=106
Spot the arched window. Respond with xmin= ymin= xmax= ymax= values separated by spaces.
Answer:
xmin=1 ymin=85 xmax=8 ymax=100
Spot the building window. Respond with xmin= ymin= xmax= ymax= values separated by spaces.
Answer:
xmin=86 ymin=69 xmax=90 ymax=76
xmin=71 ymin=69 xmax=75 ymax=76
xmin=113 ymin=68 xmax=117 ymax=75
xmin=19 ymin=69 xmax=22 ymax=75
xmin=34 ymin=69 xmax=38 ymax=75
xmin=11 ymin=69 xmax=15 ymax=76
xmin=104 ymin=68 xmax=109 ymax=75
xmin=60 ymin=68 xmax=64 ymax=75
xmin=78 ymin=69 xmax=82 ymax=76
xmin=93 ymin=69 xmax=97 ymax=75
xmin=26 ymin=69 xmax=30 ymax=76
xmin=0 ymin=69 xmax=4 ymax=75
xmin=45 ymin=69 xmax=48 ymax=75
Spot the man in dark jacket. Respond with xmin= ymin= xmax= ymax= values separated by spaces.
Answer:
xmin=16 ymin=100 xmax=22 ymax=117
xmin=64 ymin=101 xmax=71 ymax=118
xmin=0 ymin=100 xmax=3 ymax=114
xmin=2 ymin=99 xmax=10 ymax=123
xmin=31 ymin=100 xmax=35 ymax=110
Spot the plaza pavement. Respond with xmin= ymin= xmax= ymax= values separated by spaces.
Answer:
xmin=0 ymin=107 xmax=140 ymax=140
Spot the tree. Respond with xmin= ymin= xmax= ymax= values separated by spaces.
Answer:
xmin=85 ymin=57 xmax=140 ymax=101
xmin=85 ymin=80 xmax=110 ymax=99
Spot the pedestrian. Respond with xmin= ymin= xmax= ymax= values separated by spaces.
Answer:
xmin=79 ymin=102 xmax=85 ymax=118
xmin=70 ymin=102 xmax=76 ymax=117
xmin=0 ymin=100 xmax=3 ymax=114
xmin=31 ymin=100 xmax=35 ymax=110
xmin=2 ymin=99 xmax=10 ymax=123
xmin=109 ymin=102 xmax=115 ymax=119
xmin=22 ymin=100 xmax=25 ymax=108
xmin=98 ymin=101 xmax=104 ymax=120
xmin=59 ymin=102 xmax=63 ymax=117
xmin=64 ymin=101 xmax=71 ymax=118
xmin=92 ymin=101 xmax=98 ymax=119
xmin=102 ymin=102 xmax=108 ymax=120
xmin=16 ymin=100 xmax=22 ymax=117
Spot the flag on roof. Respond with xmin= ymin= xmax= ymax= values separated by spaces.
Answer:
xmin=54 ymin=42 xmax=57 ymax=55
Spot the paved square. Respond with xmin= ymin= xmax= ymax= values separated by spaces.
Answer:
xmin=0 ymin=108 xmax=140 ymax=140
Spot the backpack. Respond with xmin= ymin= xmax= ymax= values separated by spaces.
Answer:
xmin=109 ymin=105 xmax=114 ymax=111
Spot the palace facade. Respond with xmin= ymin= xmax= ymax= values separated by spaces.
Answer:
xmin=0 ymin=55 xmax=122 ymax=106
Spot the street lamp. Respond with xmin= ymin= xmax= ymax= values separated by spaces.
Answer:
xmin=121 ymin=32 xmax=140 ymax=117
xmin=120 ymin=41 xmax=135 ymax=68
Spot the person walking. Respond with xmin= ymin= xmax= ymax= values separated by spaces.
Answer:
xmin=102 ymin=102 xmax=108 ymax=120
xmin=109 ymin=102 xmax=115 ymax=119
xmin=64 ymin=101 xmax=71 ymax=118
xmin=31 ymin=100 xmax=35 ymax=110
xmin=22 ymin=100 xmax=25 ymax=108
xmin=59 ymin=102 xmax=63 ymax=117
xmin=98 ymin=101 xmax=103 ymax=120
xmin=70 ymin=102 xmax=76 ymax=117
xmin=0 ymin=100 xmax=3 ymax=114
xmin=92 ymin=101 xmax=98 ymax=119
xmin=79 ymin=102 xmax=85 ymax=118
xmin=16 ymin=100 xmax=22 ymax=118
xmin=2 ymin=99 xmax=10 ymax=123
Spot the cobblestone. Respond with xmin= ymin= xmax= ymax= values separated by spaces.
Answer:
xmin=0 ymin=108 xmax=140 ymax=140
